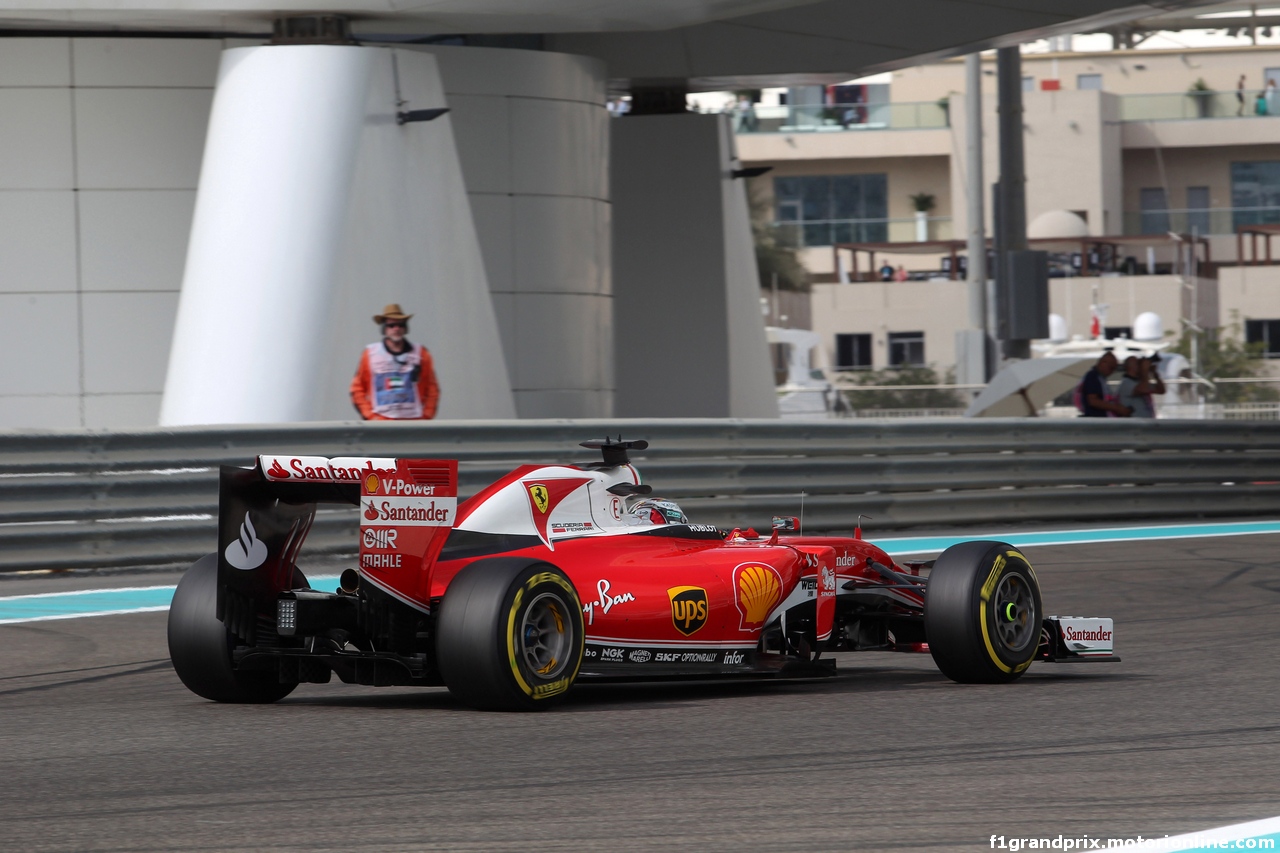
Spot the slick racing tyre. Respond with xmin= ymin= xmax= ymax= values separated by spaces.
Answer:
xmin=436 ymin=558 xmax=585 ymax=711
xmin=924 ymin=541 xmax=1042 ymax=684
xmin=167 ymin=553 xmax=306 ymax=704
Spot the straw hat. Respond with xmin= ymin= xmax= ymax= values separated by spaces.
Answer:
xmin=373 ymin=303 xmax=413 ymax=324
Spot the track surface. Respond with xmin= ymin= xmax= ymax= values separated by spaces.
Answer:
xmin=2 ymin=535 xmax=1279 ymax=852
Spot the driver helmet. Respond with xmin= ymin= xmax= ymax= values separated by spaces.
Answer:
xmin=627 ymin=498 xmax=687 ymax=526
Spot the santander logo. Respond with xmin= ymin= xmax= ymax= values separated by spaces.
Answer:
xmin=259 ymin=455 xmax=398 ymax=484
xmin=224 ymin=512 xmax=269 ymax=570
xmin=1063 ymin=626 xmax=1112 ymax=642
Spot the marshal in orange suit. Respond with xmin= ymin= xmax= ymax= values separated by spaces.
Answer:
xmin=349 ymin=303 xmax=440 ymax=420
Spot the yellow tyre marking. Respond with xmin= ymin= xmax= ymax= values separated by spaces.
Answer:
xmin=505 ymin=570 xmax=586 ymax=701
xmin=978 ymin=549 xmax=1038 ymax=675
xmin=978 ymin=559 xmax=1013 ymax=674
xmin=1007 ymin=550 xmax=1039 ymax=586
xmin=507 ymin=587 xmax=534 ymax=696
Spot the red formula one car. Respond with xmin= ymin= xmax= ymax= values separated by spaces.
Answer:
xmin=168 ymin=439 xmax=1118 ymax=710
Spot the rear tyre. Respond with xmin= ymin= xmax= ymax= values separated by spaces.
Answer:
xmin=924 ymin=541 xmax=1042 ymax=684
xmin=436 ymin=558 xmax=584 ymax=711
xmin=167 ymin=553 xmax=304 ymax=703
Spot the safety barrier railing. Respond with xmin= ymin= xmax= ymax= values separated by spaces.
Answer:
xmin=1 ymin=418 xmax=1278 ymax=573
xmin=772 ymin=217 xmax=953 ymax=247
xmin=1121 ymin=206 xmax=1280 ymax=237
xmin=710 ymin=101 xmax=950 ymax=133
xmin=1119 ymin=89 xmax=1280 ymax=122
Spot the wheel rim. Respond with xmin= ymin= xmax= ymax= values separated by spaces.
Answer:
xmin=992 ymin=572 xmax=1036 ymax=653
xmin=520 ymin=592 xmax=573 ymax=680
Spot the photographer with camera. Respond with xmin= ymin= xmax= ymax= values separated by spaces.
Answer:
xmin=1116 ymin=354 xmax=1165 ymax=419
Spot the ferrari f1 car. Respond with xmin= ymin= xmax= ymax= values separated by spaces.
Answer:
xmin=168 ymin=439 xmax=1118 ymax=710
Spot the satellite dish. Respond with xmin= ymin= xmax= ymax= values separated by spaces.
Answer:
xmin=1028 ymin=210 xmax=1089 ymax=239
xmin=1048 ymin=313 xmax=1069 ymax=343
xmin=1133 ymin=311 xmax=1163 ymax=342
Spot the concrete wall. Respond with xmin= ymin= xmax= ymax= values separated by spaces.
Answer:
xmin=0 ymin=38 xmax=222 ymax=429
xmin=1123 ymin=117 xmax=1280 ymax=150
xmin=613 ymin=113 xmax=777 ymax=417
xmin=950 ymin=89 xmax=1122 ymax=237
xmin=417 ymin=45 xmax=612 ymax=418
xmin=736 ymin=128 xmax=951 ymax=162
xmin=810 ymin=280 xmax=971 ymax=373
xmin=1219 ymin=265 xmax=1280 ymax=329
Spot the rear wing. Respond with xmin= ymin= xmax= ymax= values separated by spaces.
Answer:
xmin=217 ymin=455 xmax=458 ymax=641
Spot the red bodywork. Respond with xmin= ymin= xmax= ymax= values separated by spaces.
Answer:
xmin=347 ymin=456 xmax=927 ymax=674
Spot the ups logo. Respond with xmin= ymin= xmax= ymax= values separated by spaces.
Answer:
xmin=668 ymin=586 xmax=708 ymax=636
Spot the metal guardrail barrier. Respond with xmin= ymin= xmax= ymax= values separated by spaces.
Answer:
xmin=1 ymin=419 xmax=1278 ymax=573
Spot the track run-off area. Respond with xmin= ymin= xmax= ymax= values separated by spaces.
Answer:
xmin=2 ymin=522 xmax=1279 ymax=851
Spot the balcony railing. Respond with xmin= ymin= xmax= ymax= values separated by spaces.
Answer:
xmin=715 ymin=102 xmax=949 ymax=134
xmin=772 ymin=216 xmax=953 ymax=247
xmin=1120 ymin=89 xmax=1280 ymax=122
xmin=1122 ymin=206 xmax=1280 ymax=237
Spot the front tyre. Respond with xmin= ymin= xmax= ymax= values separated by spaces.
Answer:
xmin=167 ymin=553 xmax=302 ymax=704
xmin=924 ymin=541 xmax=1042 ymax=684
xmin=436 ymin=558 xmax=585 ymax=711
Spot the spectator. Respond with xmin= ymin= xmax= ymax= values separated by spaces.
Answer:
xmin=893 ymin=265 xmax=909 ymax=282
xmin=879 ymin=262 xmax=895 ymax=281
xmin=1238 ymin=74 xmax=1247 ymax=116
xmin=1156 ymin=351 xmax=1194 ymax=404
xmin=1078 ymin=351 xmax=1129 ymax=417
xmin=1269 ymin=78 xmax=1279 ymax=116
xmin=735 ymin=95 xmax=757 ymax=132
xmin=1116 ymin=355 xmax=1165 ymax=419
xmin=350 ymin=303 xmax=440 ymax=421
xmin=1257 ymin=90 xmax=1269 ymax=116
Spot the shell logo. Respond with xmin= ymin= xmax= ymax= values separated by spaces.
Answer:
xmin=364 ymin=473 xmax=380 ymax=494
xmin=733 ymin=563 xmax=783 ymax=631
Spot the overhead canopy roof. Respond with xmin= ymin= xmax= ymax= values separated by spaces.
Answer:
xmin=549 ymin=0 xmax=1220 ymax=89
xmin=0 ymin=0 xmax=1218 ymax=89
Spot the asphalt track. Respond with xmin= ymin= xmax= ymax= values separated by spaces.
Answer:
xmin=2 ymin=534 xmax=1280 ymax=852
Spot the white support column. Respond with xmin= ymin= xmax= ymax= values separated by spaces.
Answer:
xmin=160 ymin=46 xmax=374 ymax=425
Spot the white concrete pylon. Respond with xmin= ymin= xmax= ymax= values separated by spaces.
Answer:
xmin=161 ymin=45 xmax=374 ymax=425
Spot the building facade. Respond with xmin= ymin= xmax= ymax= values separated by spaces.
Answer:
xmin=738 ymin=44 xmax=1280 ymax=376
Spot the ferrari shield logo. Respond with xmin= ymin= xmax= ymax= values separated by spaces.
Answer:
xmin=528 ymin=483 xmax=550 ymax=514
xmin=668 ymin=586 xmax=708 ymax=636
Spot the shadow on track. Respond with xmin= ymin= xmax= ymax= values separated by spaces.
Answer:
xmin=273 ymin=658 xmax=1140 ymax=713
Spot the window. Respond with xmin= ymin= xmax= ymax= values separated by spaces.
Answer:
xmin=774 ymin=174 xmax=888 ymax=246
xmin=1231 ymin=162 xmax=1280 ymax=230
xmin=1104 ymin=326 xmax=1132 ymax=340
xmin=1022 ymin=76 xmax=1034 ymax=93
xmin=1186 ymin=186 xmax=1210 ymax=235
xmin=887 ymin=331 xmax=925 ymax=367
xmin=1077 ymin=73 xmax=1103 ymax=91
xmin=1246 ymin=319 xmax=1280 ymax=357
xmin=835 ymin=333 xmax=873 ymax=370
xmin=1140 ymin=188 xmax=1170 ymax=235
